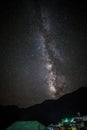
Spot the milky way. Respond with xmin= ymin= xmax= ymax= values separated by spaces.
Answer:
xmin=39 ymin=5 xmax=69 ymax=98
xmin=39 ymin=6 xmax=57 ymax=98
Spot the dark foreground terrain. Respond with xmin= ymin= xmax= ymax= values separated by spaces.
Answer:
xmin=0 ymin=87 xmax=87 ymax=129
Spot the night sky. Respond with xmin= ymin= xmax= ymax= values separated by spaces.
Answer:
xmin=0 ymin=0 xmax=87 ymax=108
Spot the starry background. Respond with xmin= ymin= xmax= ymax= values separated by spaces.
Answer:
xmin=0 ymin=0 xmax=87 ymax=108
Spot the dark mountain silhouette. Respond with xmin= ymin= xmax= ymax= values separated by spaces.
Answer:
xmin=0 ymin=105 xmax=20 ymax=130
xmin=0 ymin=87 xmax=87 ymax=129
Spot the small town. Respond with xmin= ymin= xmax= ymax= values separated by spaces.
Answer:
xmin=47 ymin=115 xmax=87 ymax=130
